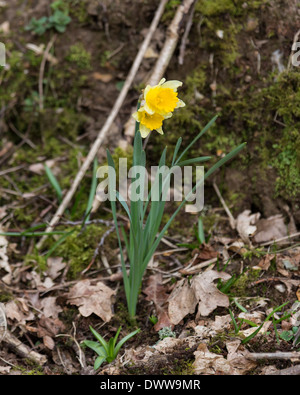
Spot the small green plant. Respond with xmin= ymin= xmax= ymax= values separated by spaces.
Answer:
xmin=83 ymin=326 xmax=140 ymax=370
xmin=158 ymin=327 xmax=176 ymax=340
xmin=149 ymin=315 xmax=158 ymax=325
xmin=280 ymin=326 xmax=300 ymax=347
xmin=25 ymin=1 xmax=71 ymax=35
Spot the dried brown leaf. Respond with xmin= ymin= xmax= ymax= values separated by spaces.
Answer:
xmin=253 ymin=214 xmax=287 ymax=244
xmin=236 ymin=210 xmax=260 ymax=244
xmin=67 ymin=279 xmax=116 ymax=322
xmin=192 ymin=270 xmax=231 ymax=317
xmin=168 ymin=278 xmax=198 ymax=325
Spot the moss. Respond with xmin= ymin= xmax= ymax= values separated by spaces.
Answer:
xmin=230 ymin=268 xmax=261 ymax=297
xmin=52 ymin=224 xmax=113 ymax=279
xmin=68 ymin=0 xmax=90 ymax=24
xmin=166 ymin=359 xmax=195 ymax=375
xmin=66 ymin=43 xmax=92 ymax=70
xmin=25 ymin=250 xmax=47 ymax=273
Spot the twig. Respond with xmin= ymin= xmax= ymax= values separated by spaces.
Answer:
xmin=269 ymin=365 xmax=300 ymax=375
xmin=81 ymin=225 xmax=115 ymax=274
xmin=8 ymin=122 xmax=37 ymax=149
xmin=180 ymin=256 xmax=218 ymax=275
xmin=248 ymin=351 xmax=300 ymax=361
xmin=212 ymin=181 xmax=236 ymax=229
xmin=38 ymin=34 xmax=57 ymax=112
xmin=3 ymin=330 xmax=47 ymax=365
xmin=55 ymin=322 xmax=86 ymax=369
xmin=258 ymin=231 xmax=300 ymax=247
xmin=36 ymin=0 xmax=169 ymax=250
xmin=0 ymin=164 xmax=26 ymax=177
xmin=178 ymin=0 xmax=197 ymax=65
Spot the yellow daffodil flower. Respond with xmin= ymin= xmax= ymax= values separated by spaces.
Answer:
xmin=143 ymin=78 xmax=185 ymax=116
xmin=132 ymin=106 xmax=172 ymax=138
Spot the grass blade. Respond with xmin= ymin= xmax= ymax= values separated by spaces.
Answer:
xmin=84 ymin=158 xmax=98 ymax=224
xmin=44 ymin=164 xmax=63 ymax=203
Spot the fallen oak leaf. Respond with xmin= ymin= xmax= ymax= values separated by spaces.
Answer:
xmin=253 ymin=214 xmax=287 ymax=244
xmin=257 ymin=254 xmax=275 ymax=271
xmin=192 ymin=270 xmax=231 ymax=317
xmin=168 ymin=271 xmax=231 ymax=325
xmin=236 ymin=210 xmax=260 ymax=245
xmin=67 ymin=279 xmax=116 ymax=322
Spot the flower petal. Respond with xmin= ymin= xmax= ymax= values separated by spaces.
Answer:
xmin=156 ymin=126 xmax=164 ymax=135
xmin=161 ymin=80 xmax=183 ymax=91
xmin=143 ymin=101 xmax=155 ymax=115
xmin=132 ymin=111 xmax=140 ymax=121
xmin=140 ymin=124 xmax=151 ymax=138
xmin=164 ymin=112 xmax=173 ymax=120
xmin=158 ymin=78 xmax=166 ymax=85
xmin=176 ymin=99 xmax=185 ymax=108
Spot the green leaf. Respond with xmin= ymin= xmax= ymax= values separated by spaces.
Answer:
xmin=171 ymin=137 xmax=182 ymax=166
xmin=94 ymin=356 xmax=106 ymax=370
xmin=44 ymin=229 xmax=75 ymax=259
xmin=175 ymin=115 xmax=218 ymax=165
xmin=84 ymin=158 xmax=98 ymax=224
xmin=44 ymin=164 xmax=63 ymax=203
xmin=114 ymin=328 xmax=140 ymax=358
xmin=197 ymin=217 xmax=205 ymax=244
xmin=83 ymin=340 xmax=106 ymax=357
xmin=176 ymin=156 xmax=211 ymax=167
xmin=89 ymin=326 xmax=109 ymax=354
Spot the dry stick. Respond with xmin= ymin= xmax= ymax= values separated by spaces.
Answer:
xmin=258 ymin=231 xmax=300 ymax=247
xmin=36 ymin=0 xmax=169 ymax=250
xmin=3 ymin=330 xmax=47 ymax=366
xmin=123 ymin=0 xmax=196 ymax=147
xmin=269 ymin=365 xmax=300 ymax=375
xmin=248 ymin=351 xmax=300 ymax=361
xmin=178 ymin=0 xmax=197 ymax=65
xmin=212 ymin=180 xmax=236 ymax=229
xmin=38 ymin=34 xmax=57 ymax=112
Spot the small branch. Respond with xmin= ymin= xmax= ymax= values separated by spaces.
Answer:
xmin=212 ymin=181 xmax=236 ymax=229
xmin=269 ymin=365 xmax=300 ymax=375
xmin=258 ymin=231 xmax=300 ymax=247
xmin=3 ymin=330 xmax=47 ymax=365
xmin=38 ymin=34 xmax=57 ymax=112
xmin=178 ymin=0 xmax=197 ymax=65
xmin=248 ymin=351 xmax=300 ymax=361
xmin=81 ymin=225 xmax=115 ymax=275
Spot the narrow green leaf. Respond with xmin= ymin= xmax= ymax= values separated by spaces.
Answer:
xmin=44 ymin=164 xmax=63 ymax=202
xmin=114 ymin=328 xmax=140 ymax=357
xmin=175 ymin=115 xmax=218 ymax=165
xmin=197 ymin=217 xmax=205 ymax=244
xmin=94 ymin=356 xmax=106 ymax=370
xmin=171 ymin=137 xmax=182 ymax=166
xmin=176 ymin=156 xmax=211 ymax=167
xmin=83 ymin=340 xmax=106 ymax=357
xmin=89 ymin=326 xmax=109 ymax=354
xmin=116 ymin=191 xmax=132 ymax=222
xmin=44 ymin=229 xmax=75 ymax=259
xmin=84 ymin=158 xmax=98 ymax=224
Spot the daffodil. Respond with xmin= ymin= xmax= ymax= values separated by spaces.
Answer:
xmin=132 ymin=106 xmax=172 ymax=138
xmin=143 ymin=78 xmax=185 ymax=116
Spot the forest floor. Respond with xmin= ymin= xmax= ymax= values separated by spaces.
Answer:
xmin=0 ymin=0 xmax=300 ymax=376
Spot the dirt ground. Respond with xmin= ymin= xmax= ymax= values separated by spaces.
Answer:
xmin=0 ymin=0 xmax=300 ymax=376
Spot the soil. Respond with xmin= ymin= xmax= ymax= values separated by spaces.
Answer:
xmin=0 ymin=0 xmax=300 ymax=376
